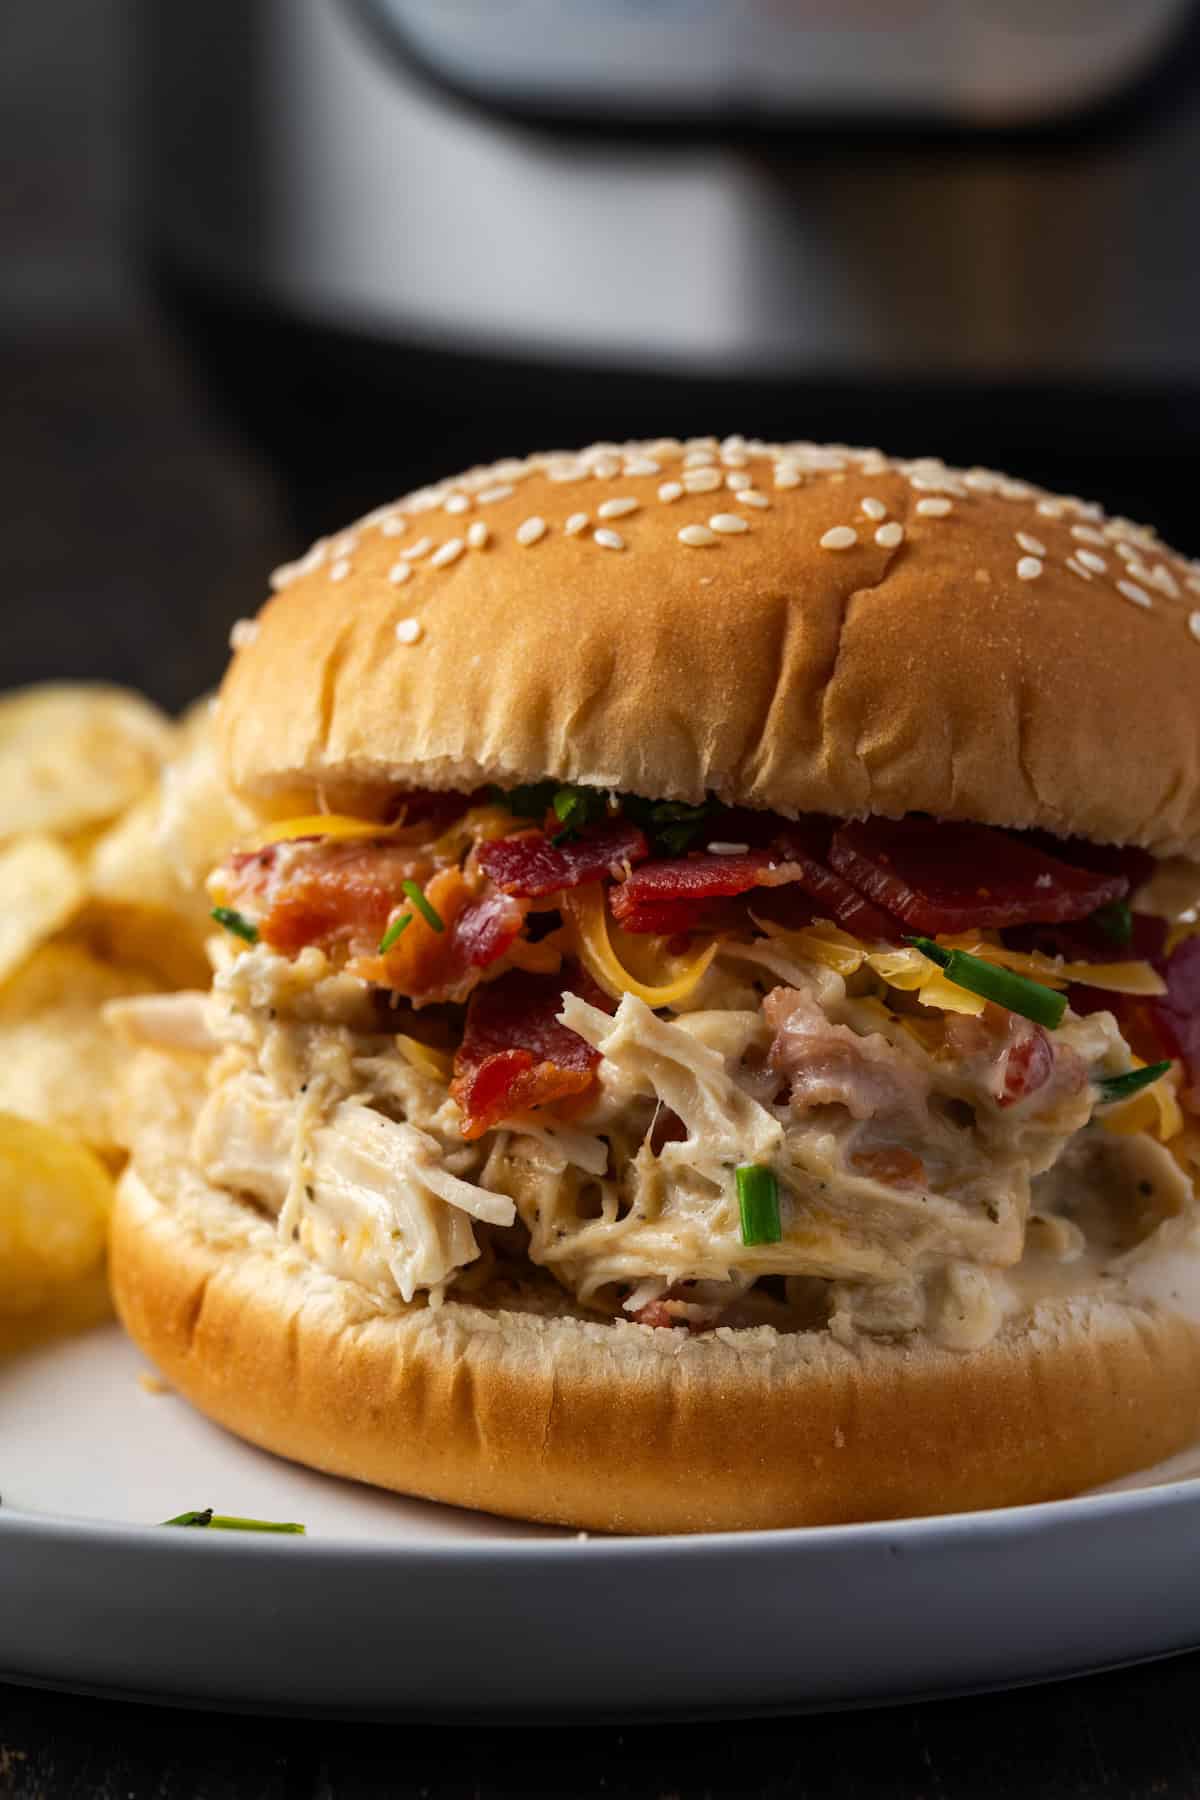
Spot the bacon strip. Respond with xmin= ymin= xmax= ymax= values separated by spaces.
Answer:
xmin=228 ymin=839 xmax=438 ymax=957
xmin=352 ymin=868 xmax=526 ymax=1005
xmin=476 ymin=821 xmax=648 ymax=899
xmin=451 ymin=966 xmax=613 ymax=1139
xmin=610 ymin=823 xmax=899 ymax=940
xmin=1150 ymin=937 xmax=1200 ymax=1110
xmin=829 ymin=818 xmax=1128 ymax=934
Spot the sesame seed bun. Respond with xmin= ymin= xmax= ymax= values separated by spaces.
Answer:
xmin=219 ymin=438 xmax=1200 ymax=856
xmin=111 ymin=1144 xmax=1200 ymax=1534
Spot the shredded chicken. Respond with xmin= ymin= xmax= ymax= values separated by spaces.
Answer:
xmin=124 ymin=923 xmax=1173 ymax=1351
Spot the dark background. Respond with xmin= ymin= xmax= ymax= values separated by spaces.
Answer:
xmin=1 ymin=0 xmax=288 ymax=712
xmin=6 ymin=2 xmax=1200 ymax=1792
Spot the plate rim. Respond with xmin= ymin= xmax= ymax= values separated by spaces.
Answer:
xmin=4 ymin=1466 xmax=1200 ymax=1563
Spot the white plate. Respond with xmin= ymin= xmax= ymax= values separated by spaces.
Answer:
xmin=3 ymin=1318 xmax=1200 ymax=1719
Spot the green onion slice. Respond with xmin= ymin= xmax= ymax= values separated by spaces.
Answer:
xmin=401 ymin=880 xmax=444 ymax=933
xmin=736 ymin=1163 xmax=782 ymax=1247
xmin=162 ymin=1509 xmax=305 ymax=1533
xmin=1093 ymin=1061 xmax=1173 ymax=1105
xmin=906 ymin=937 xmax=1067 ymax=1030
xmin=1091 ymin=900 xmax=1134 ymax=947
xmin=211 ymin=906 xmax=258 ymax=944
xmin=377 ymin=911 xmax=413 ymax=955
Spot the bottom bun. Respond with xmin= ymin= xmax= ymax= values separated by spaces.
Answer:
xmin=110 ymin=1155 xmax=1200 ymax=1534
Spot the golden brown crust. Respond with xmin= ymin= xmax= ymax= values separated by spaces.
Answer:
xmin=111 ymin=1156 xmax=1200 ymax=1534
xmin=218 ymin=439 xmax=1200 ymax=857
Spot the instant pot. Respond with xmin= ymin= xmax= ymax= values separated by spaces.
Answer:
xmin=137 ymin=0 xmax=1200 ymax=538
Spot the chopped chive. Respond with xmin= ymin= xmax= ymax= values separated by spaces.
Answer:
xmin=162 ymin=1510 xmax=305 ymax=1534
xmin=377 ymin=911 xmax=413 ymax=955
xmin=906 ymin=936 xmax=1067 ymax=1030
xmin=1094 ymin=1061 xmax=1172 ymax=1105
xmin=1091 ymin=900 xmax=1134 ymax=947
xmin=736 ymin=1163 xmax=782 ymax=1247
xmin=211 ymin=906 xmax=258 ymax=944
xmin=401 ymin=880 xmax=444 ymax=933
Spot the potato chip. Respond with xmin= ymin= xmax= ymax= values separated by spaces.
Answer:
xmin=0 ymin=683 xmax=176 ymax=839
xmin=83 ymin=692 xmax=253 ymax=983
xmin=0 ymin=834 xmax=86 ymax=983
xmin=0 ymin=1111 xmax=114 ymax=1315
xmin=0 ymin=945 xmax=158 ymax=1152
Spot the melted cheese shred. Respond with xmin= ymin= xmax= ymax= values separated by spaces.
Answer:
xmin=559 ymin=887 xmax=719 ymax=1006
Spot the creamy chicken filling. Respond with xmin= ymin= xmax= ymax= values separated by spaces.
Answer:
xmin=112 ymin=916 xmax=1191 ymax=1353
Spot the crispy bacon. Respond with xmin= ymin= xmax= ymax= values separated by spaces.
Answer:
xmin=1150 ymin=937 xmax=1200 ymax=1109
xmin=228 ymin=839 xmax=439 ymax=957
xmin=610 ymin=852 xmax=775 ymax=933
xmin=609 ymin=824 xmax=899 ymax=940
xmin=770 ymin=822 xmax=902 ymax=941
xmin=476 ymin=821 xmax=648 ymax=899
xmin=829 ymin=818 xmax=1128 ymax=934
xmin=351 ymin=868 xmax=526 ymax=1005
xmin=451 ymin=965 xmax=614 ymax=1139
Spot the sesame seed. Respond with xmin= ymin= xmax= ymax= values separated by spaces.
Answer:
xmin=388 ymin=561 xmax=412 ymax=584
xmin=394 ymin=617 xmax=423 ymax=645
xmin=658 ymin=482 xmax=684 ymax=503
xmin=331 ymin=533 xmax=358 ymax=558
xmin=466 ymin=520 xmax=489 ymax=549
xmin=737 ymin=489 xmax=769 ymax=509
xmin=820 ymin=526 xmax=858 ymax=550
xmin=1076 ymin=549 xmax=1107 ymax=574
xmin=623 ymin=456 xmax=660 ymax=477
xmin=593 ymin=527 xmax=625 ymax=551
xmin=875 ymin=521 xmax=904 ymax=548
xmin=229 ymin=618 xmax=259 ymax=651
xmin=1118 ymin=579 xmax=1152 ymax=608
xmin=725 ymin=470 xmax=752 ymax=491
xmin=860 ymin=497 xmax=888 ymax=521
xmin=268 ymin=562 xmax=296 ymax=591
xmin=1071 ymin=524 xmax=1108 ymax=547
xmin=707 ymin=841 xmax=750 ymax=856
xmin=678 ymin=524 xmax=718 ymax=547
xmin=709 ymin=513 xmax=749 ymax=534
xmin=683 ymin=468 xmax=723 ymax=494
xmin=683 ymin=449 xmax=716 ymax=467
xmin=590 ymin=456 xmax=620 ymax=479
xmin=1115 ymin=542 xmax=1140 ymax=564
xmin=916 ymin=497 xmax=952 ymax=517
xmin=516 ymin=516 xmax=547 ymax=546
xmin=404 ymin=537 xmax=433 ymax=560
xmin=444 ymin=493 xmax=470 ymax=515
xmin=329 ymin=558 xmax=352 ymax=582
xmin=1187 ymin=574 xmax=1200 ymax=596
xmin=477 ymin=485 xmax=513 ymax=505
xmin=1015 ymin=531 xmax=1046 ymax=556
xmin=1016 ymin=557 xmax=1043 ymax=581
xmin=381 ymin=516 xmax=406 ymax=537
xmin=598 ymin=497 xmax=639 ymax=520
xmin=720 ymin=449 xmax=749 ymax=468
xmin=1036 ymin=498 xmax=1066 ymax=519
xmin=774 ymin=465 xmax=802 ymax=489
xmin=547 ymin=463 xmax=585 ymax=483
xmin=565 ymin=512 xmax=589 ymax=536
xmin=431 ymin=538 xmax=464 ymax=568
xmin=1066 ymin=557 xmax=1094 ymax=582
xmin=1148 ymin=563 xmax=1181 ymax=599
xmin=1190 ymin=612 xmax=1200 ymax=641
xmin=999 ymin=480 xmax=1033 ymax=501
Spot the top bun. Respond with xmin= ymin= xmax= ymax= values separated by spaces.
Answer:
xmin=218 ymin=438 xmax=1200 ymax=857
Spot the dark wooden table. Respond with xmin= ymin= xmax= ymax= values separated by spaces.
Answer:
xmin=4 ymin=1648 xmax=1200 ymax=1798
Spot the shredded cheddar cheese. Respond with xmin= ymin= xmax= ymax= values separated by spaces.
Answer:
xmin=395 ymin=1035 xmax=454 ymax=1083
xmin=559 ymin=887 xmax=718 ymax=1007
xmin=250 ymin=813 xmax=391 ymax=848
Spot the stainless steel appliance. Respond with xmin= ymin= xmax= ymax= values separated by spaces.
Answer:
xmin=136 ymin=0 xmax=1200 ymax=537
